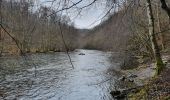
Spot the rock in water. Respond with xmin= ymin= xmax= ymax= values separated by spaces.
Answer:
xmin=110 ymin=91 xmax=121 ymax=96
xmin=79 ymin=53 xmax=85 ymax=55
xmin=119 ymin=75 xmax=126 ymax=81
xmin=110 ymin=90 xmax=126 ymax=99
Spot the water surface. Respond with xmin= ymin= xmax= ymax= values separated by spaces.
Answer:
xmin=0 ymin=49 xmax=121 ymax=100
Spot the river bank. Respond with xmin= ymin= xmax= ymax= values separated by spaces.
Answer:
xmin=0 ymin=47 xmax=76 ymax=57
xmin=127 ymin=68 xmax=170 ymax=100
xmin=110 ymin=55 xmax=170 ymax=100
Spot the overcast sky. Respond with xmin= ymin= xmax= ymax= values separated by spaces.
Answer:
xmin=38 ymin=0 xmax=109 ymax=29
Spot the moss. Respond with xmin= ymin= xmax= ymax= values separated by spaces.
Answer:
xmin=128 ymin=86 xmax=149 ymax=100
xmin=155 ymin=59 xmax=165 ymax=76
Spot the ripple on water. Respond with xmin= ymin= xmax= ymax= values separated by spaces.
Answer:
xmin=0 ymin=49 xmax=122 ymax=100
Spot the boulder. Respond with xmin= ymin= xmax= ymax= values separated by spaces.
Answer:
xmin=119 ymin=75 xmax=126 ymax=81
xmin=110 ymin=86 xmax=144 ymax=99
xmin=110 ymin=90 xmax=126 ymax=99
xmin=79 ymin=53 xmax=85 ymax=55
xmin=127 ymin=74 xmax=138 ymax=78
xmin=128 ymin=79 xmax=134 ymax=82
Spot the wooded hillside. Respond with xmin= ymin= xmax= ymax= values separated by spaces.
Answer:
xmin=0 ymin=0 xmax=79 ymax=55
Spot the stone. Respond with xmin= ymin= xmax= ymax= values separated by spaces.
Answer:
xmin=79 ymin=53 xmax=85 ymax=55
xmin=110 ymin=90 xmax=121 ymax=96
xmin=128 ymin=79 xmax=134 ymax=82
xmin=119 ymin=75 xmax=126 ymax=81
xmin=127 ymin=74 xmax=137 ymax=78
xmin=110 ymin=90 xmax=126 ymax=99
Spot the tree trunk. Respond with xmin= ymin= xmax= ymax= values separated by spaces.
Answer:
xmin=146 ymin=0 xmax=164 ymax=75
xmin=0 ymin=0 xmax=2 ymax=40
xmin=157 ymin=2 xmax=164 ymax=50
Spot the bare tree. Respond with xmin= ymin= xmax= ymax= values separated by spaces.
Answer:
xmin=146 ymin=0 xmax=164 ymax=75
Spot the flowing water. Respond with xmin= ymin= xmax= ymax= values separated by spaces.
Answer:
xmin=0 ymin=49 xmax=122 ymax=100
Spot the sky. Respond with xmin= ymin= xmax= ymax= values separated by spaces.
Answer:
xmin=38 ymin=0 xmax=109 ymax=29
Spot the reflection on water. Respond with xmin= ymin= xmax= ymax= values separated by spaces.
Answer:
xmin=0 ymin=49 xmax=121 ymax=100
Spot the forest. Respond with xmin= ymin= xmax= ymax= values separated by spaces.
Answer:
xmin=0 ymin=0 xmax=79 ymax=55
xmin=1 ymin=0 xmax=170 ymax=55
xmin=0 ymin=0 xmax=170 ymax=100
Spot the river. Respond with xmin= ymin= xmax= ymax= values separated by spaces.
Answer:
xmin=0 ymin=49 xmax=122 ymax=100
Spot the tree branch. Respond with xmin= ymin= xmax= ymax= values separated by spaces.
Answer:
xmin=47 ymin=0 xmax=83 ymax=17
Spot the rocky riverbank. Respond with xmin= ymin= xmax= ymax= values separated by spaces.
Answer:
xmin=110 ymin=55 xmax=170 ymax=100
